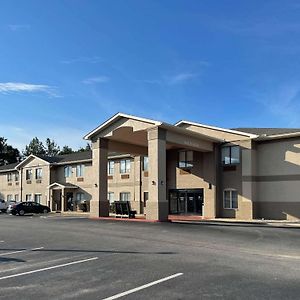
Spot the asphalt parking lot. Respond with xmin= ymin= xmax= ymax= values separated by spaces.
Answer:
xmin=1 ymin=214 xmax=300 ymax=300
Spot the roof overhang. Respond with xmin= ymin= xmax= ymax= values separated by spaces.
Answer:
xmin=255 ymin=132 xmax=300 ymax=141
xmin=48 ymin=182 xmax=79 ymax=190
xmin=84 ymin=112 xmax=162 ymax=140
xmin=175 ymin=120 xmax=258 ymax=139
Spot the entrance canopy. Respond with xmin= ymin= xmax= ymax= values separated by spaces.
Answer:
xmin=48 ymin=182 xmax=79 ymax=190
xmin=84 ymin=112 xmax=223 ymax=153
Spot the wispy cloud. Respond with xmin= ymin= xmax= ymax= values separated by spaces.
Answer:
xmin=139 ymin=72 xmax=198 ymax=85
xmin=253 ymin=82 xmax=300 ymax=126
xmin=0 ymin=82 xmax=60 ymax=98
xmin=8 ymin=24 xmax=31 ymax=31
xmin=82 ymin=76 xmax=110 ymax=84
xmin=61 ymin=56 xmax=103 ymax=64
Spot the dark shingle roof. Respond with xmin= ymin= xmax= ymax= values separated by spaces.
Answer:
xmin=0 ymin=162 xmax=19 ymax=172
xmin=36 ymin=151 xmax=92 ymax=164
xmin=233 ymin=128 xmax=300 ymax=137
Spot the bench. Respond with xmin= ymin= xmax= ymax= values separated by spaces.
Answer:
xmin=114 ymin=201 xmax=137 ymax=218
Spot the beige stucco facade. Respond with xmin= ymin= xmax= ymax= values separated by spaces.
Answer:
xmin=1 ymin=113 xmax=300 ymax=221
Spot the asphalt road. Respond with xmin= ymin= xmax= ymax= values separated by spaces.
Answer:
xmin=0 ymin=214 xmax=300 ymax=300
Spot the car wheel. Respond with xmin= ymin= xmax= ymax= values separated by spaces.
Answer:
xmin=43 ymin=209 xmax=49 ymax=214
xmin=11 ymin=211 xmax=16 ymax=215
xmin=18 ymin=210 xmax=25 ymax=216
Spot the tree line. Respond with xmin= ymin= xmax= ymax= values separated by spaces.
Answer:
xmin=0 ymin=137 xmax=91 ymax=166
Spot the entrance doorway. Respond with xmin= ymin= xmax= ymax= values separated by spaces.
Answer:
xmin=169 ymin=189 xmax=204 ymax=215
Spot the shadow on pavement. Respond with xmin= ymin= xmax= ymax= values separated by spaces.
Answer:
xmin=0 ymin=257 xmax=25 ymax=263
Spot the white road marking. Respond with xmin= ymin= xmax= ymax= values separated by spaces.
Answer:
xmin=0 ymin=241 xmax=4 ymax=243
xmin=0 ymin=247 xmax=44 ymax=256
xmin=0 ymin=256 xmax=98 ymax=280
xmin=102 ymin=273 xmax=183 ymax=300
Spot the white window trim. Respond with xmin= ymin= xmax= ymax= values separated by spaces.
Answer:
xmin=120 ymin=159 xmax=131 ymax=174
xmin=223 ymin=189 xmax=238 ymax=210
xmin=76 ymin=164 xmax=84 ymax=177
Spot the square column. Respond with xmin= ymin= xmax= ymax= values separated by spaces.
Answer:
xmin=146 ymin=127 xmax=168 ymax=221
xmin=61 ymin=188 xmax=65 ymax=212
xmin=90 ymin=138 xmax=109 ymax=218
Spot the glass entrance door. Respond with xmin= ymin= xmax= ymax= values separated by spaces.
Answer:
xmin=169 ymin=189 xmax=204 ymax=215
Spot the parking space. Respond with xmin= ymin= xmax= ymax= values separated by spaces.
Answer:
xmin=1 ymin=214 xmax=300 ymax=299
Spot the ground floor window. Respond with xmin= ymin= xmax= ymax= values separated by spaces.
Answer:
xmin=120 ymin=192 xmax=130 ymax=202
xmin=26 ymin=194 xmax=32 ymax=201
xmin=76 ymin=192 xmax=85 ymax=203
xmin=143 ymin=191 xmax=148 ymax=207
xmin=7 ymin=194 xmax=13 ymax=201
xmin=108 ymin=192 xmax=114 ymax=203
xmin=223 ymin=189 xmax=238 ymax=209
xmin=34 ymin=194 xmax=42 ymax=204
xmin=14 ymin=194 xmax=19 ymax=202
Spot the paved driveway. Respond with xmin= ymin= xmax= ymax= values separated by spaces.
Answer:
xmin=0 ymin=214 xmax=300 ymax=299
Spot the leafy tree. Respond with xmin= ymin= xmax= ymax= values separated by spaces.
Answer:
xmin=0 ymin=137 xmax=20 ymax=166
xmin=78 ymin=143 xmax=91 ymax=152
xmin=45 ymin=138 xmax=60 ymax=156
xmin=23 ymin=137 xmax=46 ymax=157
xmin=59 ymin=145 xmax=74 ymax=155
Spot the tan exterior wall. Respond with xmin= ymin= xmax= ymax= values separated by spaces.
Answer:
xmin=21 ymin=157 xmax=51 ymax=205
xmin=0 ymin=171 xmax=20 ymax=201
xmin=251 ymin=138 xmax=300 ymax=220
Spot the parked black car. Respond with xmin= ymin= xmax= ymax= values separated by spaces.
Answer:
xmin=11 ymin=202 xmax=51 ymax=216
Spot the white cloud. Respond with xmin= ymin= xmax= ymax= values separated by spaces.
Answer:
xmin=0 ymin=82 xmax=60 ymax=97
xmin=166 ymin=73 xmax=198 ymax=84
xmin=8 ymin=24 xmax=31 ymax=31
xmin=82 ymin=76 xmax=110 ymax=84
xmin=61 ymin=56 xmax=103 ymax=64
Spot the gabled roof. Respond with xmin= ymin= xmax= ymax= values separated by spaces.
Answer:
xmin=84 ymin=112 xmax=162 ymax=140
xmin=175 ymin=120 xmax=258 ymax=138
xmin=48 ymin=182 xmax=79 ymax=189
xmin=15 ymin=154 xmax=50 ymax=169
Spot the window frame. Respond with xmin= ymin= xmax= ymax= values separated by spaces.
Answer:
xmin=108 ymin=161 xmax=114 ymax=175
xmin=223 ymin=189 xmax=238 ymax=209
xmin=178 ymin=150 xmax=194 ymax=169
xmin=35 ymin=168 xmax=43 ymax=180
xmin=7 ymin=173 xmax=13 ymax=182
xmin=221 ymin=145 xmax=240 ymax=165
xmin=143 ymin=156 xmax=149 ymax=172
xmin=119 ymin=192 xmax=130 ymax=202
xmin=76 ymin=164 xmax=85 ymax=177
xmin=120 ymin=159 xmax=131 ymax=174
xmin=34 ymin=193 xmax=42 ymax=204
xmin=108 ymin=192 xmax=114 ymax=203
xmin=26 ymin=169 xmax=32 ymax=180
xmin=64 ymin=166 xmax=72 ymax=178
xmin=76 ymin=192 xmax=85 ymax=203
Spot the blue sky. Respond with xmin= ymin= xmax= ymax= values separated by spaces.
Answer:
xmin=1 ymin=0 xmax=300 ymax=150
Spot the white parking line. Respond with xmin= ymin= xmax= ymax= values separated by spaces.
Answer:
xmin=102 ymin=273 xmax=183 ymax=300
xmin=0 ymin=247 xmax=44 ymax=256
xmin=0 ymin=256 xmax=98 ymax=280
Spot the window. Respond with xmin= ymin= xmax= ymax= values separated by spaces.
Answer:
xmin=120 ymin=159 xmax=131 ymax=174
xmin=26 ymin=169 xmax=32 ymax=180
xmin=143 ymin=156 xmax=149 ymax=171
xmin=15 ymin=173 xmax=19 ymax=182
xmin=76 ymin=192 xmax=85 ymax=203
xmin=26 ymin=194 xmax=32 ymax=202
xmin=34 ymin=194 xmax=42 ymax=204
xmin=64 ymin=166 xmax=72 ymax=178
xmin=120 ymin=192 xmax=130 ymax=202
xmin=108 ymin=161 xmax=114 ymax=175
xmin=143 ymin=192 xmax=148 ymax=207
xmin=178 ymin=150 xmax=193 ymax=168
xmin=76 ymin=164 xmax=84 ymax=177
xmin=224 ymin=189 xmax=238 ymax=209
xmin=15 ymin=194 xmax=19 ymax=202
xmin=221 ymin=146 xmax=240 ymax=165
xmin=108 ymin=192 xmax=114 ymax=203
xmin=35 ymin=168 xmax=43 ymax=179
xmin=7 ymin=173 xmax=13 ymax=182
xmin=7 ymin=194 xmax=13 ymax=201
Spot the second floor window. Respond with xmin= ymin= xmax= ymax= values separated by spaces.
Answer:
xmin=179 ymin=150 xmax=193 ymax=168
xmin=64 ymin=166 xmax=72 ymax=178
xmin=221 ymin=146 xmax=240 ymax=165
xmin=15 ymin=173 xmax=19 ymax=181
xmin=120 ymin=159 xmax=131 ymax=174
xmin=35 ymin=168 xmax=43 ymax=179
xmin=76 ymin=164 xmax=84 ymax=177
xmin=108 ymin=161 xmax=114 ymax=175
xmin=26 ymin=169 xmax=32 ymax=180
xmin=7 ymin=173 xmax=13 ymax=182
xmin=143 ymin=156 xmax=149 ymax=171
